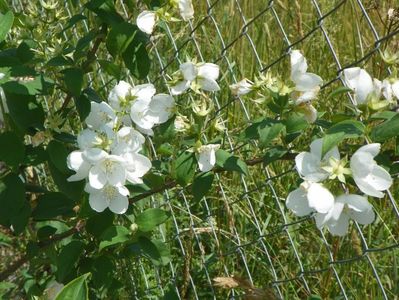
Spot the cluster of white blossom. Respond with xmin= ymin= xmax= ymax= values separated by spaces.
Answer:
xmin=286 ymin=139 xmax=393 ymax=236
xmin=228 ymin=50 xmax=322 ymax=123
xmin=136 ymin=0 xmax=194 ymax=35
xmin=343 ymin=67 xmax=399 ymax=109
xmin=67 ymin=81 xmax=175 ymax=214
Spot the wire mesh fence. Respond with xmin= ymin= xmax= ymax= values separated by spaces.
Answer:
xmin=10 ymin=0 xmax=399 ymax=299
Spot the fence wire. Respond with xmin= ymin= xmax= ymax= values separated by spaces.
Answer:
xmin=10 ymin=0 xmax=399 ymax=299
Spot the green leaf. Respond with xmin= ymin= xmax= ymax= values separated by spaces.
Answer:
xmin=106 ymin=22 xmax=137 ymax=57
xmin=99 ymin=225 xmax=131 ymax=251
xmin=0 ymin=11 xmax=14 ymax=42
xmin=47 ymin=140 xmax=70 ymax=174
xmin=216 ymin=149 xmax=248 ymax=175
xmin=4 ymin=92 xmax=44 ymax=132
xmin=258 ymin=122 xmax=285 ymax=148
xmin=263 ymin=147 xmax=287 ymax=166
xmin=326 ymin=119 xmax=365 ymax=138
xmin=283 ymin=113 xmax=309 ymax=143
xmin=86 ymin=210 xmax=114 ymax=238
xmin=0 ymin=174 xmax=29 ymax=234
xmin=98 ymin=60 xmax=121 ymax=80
xmin=322 ymin=119 xmax=365 ymax=156
xmin=56 ymin=240 xmax=85 ymax=283
xmin=371 ymin=113 xmax=399 ymax=142
xmin=321 ymin=132 xmax=345 ymax=158
xmin=2 ymin=75 xmax=54 ymax=95
xmin=62 ymin=68 xmax=84 ymax=97
xmin=48 ymin=162 xmax=85 ymax=200
xmin=192 ymin=173 xmax=214 ymax=201
xmin=0 ymin=131 xmax=25 ymax=168
xmin=122 ymin=31 xmax=150 ymax=79
xmin=75 ymin=94 xmax=91 ymax=122
xmin=328 ymin=86 xmax=353 ymax=98
xmin=85 ymin=0 xmax=124 ymax=26
xmin=136 ymin=208 xmax=170 ymax=232
xmin=54 ymin=273 xmax=90 ymax=300
xmin=24 ymin=145 xmax=47 ymax=166
xmin=137 ymin=237 xmax=171 ymax=266
xmin=172 ymin=151 xmax=196 ymax=186
xmin=33 ymin=192 xmax=75 ymax=220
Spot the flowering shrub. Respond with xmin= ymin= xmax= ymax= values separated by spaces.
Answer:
xmin=0 ymin=1 xmax=398 ymax=299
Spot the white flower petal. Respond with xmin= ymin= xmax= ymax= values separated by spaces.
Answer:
xmin=307 ymin=183 xmax=335 ymax=213
xmin=124 ymin=153 xmax=152 ymax=184
xmin=148 ymin=94 xmax=175 ymax=124
xmin=230 ymin=79 xmax=253 ymax=96
xmin=351 ymin=209 xmax=375 ymax=225
xmin=198 ymin=63 xmax=220 ymax=81
xmin=353 ymin=177 xmax=384 ymax=198
xmin=108 ymin=80 xmax=132 ymax=111
xmin=136 ymin=10 xmax=156 ymax=35
xmin=132 ymin=84 xmax=156 ymax=102
xmin=286 ymin=188 xmax=313 ymax=216
xmin=108 ymin=193 xmax=129 ymax=214
xmin=340 ymin=194 xmax=372 ymax=212
xmin=88 ymin=191 xmax=108 ymax=212
xmin=392 ymin=80 xmax=399 ymax=99
xmin=198 ymin=78 xmax=220 ymax=92
xmin=89 ymin=164 xmax=108 ymax=189
xmin=83 ymin=148 xmax=108 ymax=164
xmin=85 ymin=101 xmax=116 ymax=130
xmin=310 ymin=138 xmax=340 ymax=161
xmin=343 ymin=67 xmax=374 ymax=105
xmin=198 ymin=144 xmax=220 ymax=172
xmin=77 ymin=129 xmax=100 ymax=150
xmin=170 ymin=80 xmax=190 ymax=95
xmin=180 ymin=62 xmax=198 ymax=81
xmin=293 ymin=73 xmax=323 ymax=92
xmin=290 ymin=50 xmax=308 ymax=79
xmin=326 ymin=213 xmax=350 ymax=236
xmin=302 ymin=104 xmax=318 ymax=124
xmin=295 ymin=152 xmax=327 ymax=182
xmin=356 ymin=143 xmax=380 ymax=157
xmin=179 ymin=0 xmax=194 ymax=20
xmin=67 ymin=151 xmax=91 ymax=182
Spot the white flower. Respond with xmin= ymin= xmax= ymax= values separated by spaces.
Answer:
xmin=122 ymin=152 xmax=152 ymax=184
xmin=290 ymin=50 xmax=323 ymax=98
xmin=179 ymin=0 xmax=194 ymax=20
xmin=67 ymin=148 xmax=109 ymax=182
xmin=297 ymin=102 xmax=318 ymax=123
xmin=67 ymin=150 xmax=92 ymax=182
xmin=315 ymin=194 xmax=375 ymax=236
xmin=85 ymin=101 xmax=117 ymax=131
xmin=197 ymin=144 xmax=220 ymax=172
xmin=88 ymin=154 xmax=127 ymax=189
xmin=295 ymin=138 xmax=340 ymax=182
xmin=343 ymin=67 xmax=374 ymax=105
xmin=136 ymin=10 xmax=157 ymax=34
xmin=108 ymin=80 xmax=133 ymax=112
xmin=391 ymin=80 xmax=399 ymax=99
xmin=174 ymin=115 xmax=190 ymax=132
xmin=85 ymin=183 xmax=130 ymax=214
xmin=171 ymin=62 xmax=220 ymax=95
xmin=77 ymin=128 xmax=114 ymax=151
xmin=130 ymin=93 xmax=175 ymax=129
xmin=112 ymin=126 xmax=145 ymax=155
xmin=0 ymin=73 xmax=4 ymax=80
xmin=230 ymin=79 xmax=253 ymax=96
xmin=286 ymin=181 xmax=335 ymax=215
xmin=350 ymin=143 xmax=393 ymax=198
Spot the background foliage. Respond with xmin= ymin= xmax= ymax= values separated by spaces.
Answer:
xmin=1 ymin=0 xmax=399 ymax=299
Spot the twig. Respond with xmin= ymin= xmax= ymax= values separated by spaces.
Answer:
xmin=0 ymin=221 xmax=84 ymax=282
xmin=60 ymin=24 xmax=108 ymax=111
